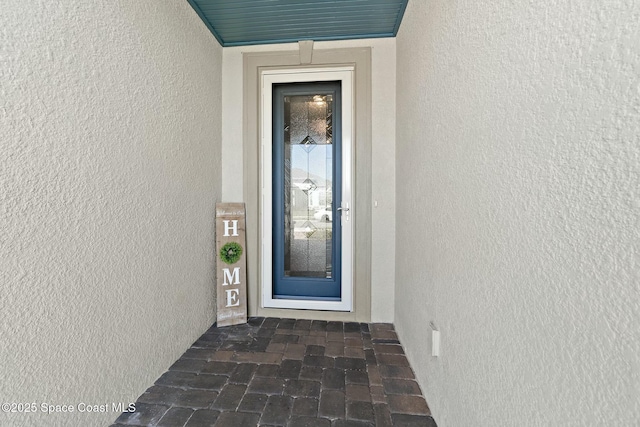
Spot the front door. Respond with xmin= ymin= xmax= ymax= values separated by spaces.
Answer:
xmin=272 ymin=81 xmax=342 ymax=300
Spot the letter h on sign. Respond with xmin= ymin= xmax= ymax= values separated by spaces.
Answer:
xmin=223 ymin=220 xmax=239 ymax=237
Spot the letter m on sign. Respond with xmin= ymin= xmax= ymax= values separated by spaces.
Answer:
xmin=223 ymin=268 xmax=240 ymax=286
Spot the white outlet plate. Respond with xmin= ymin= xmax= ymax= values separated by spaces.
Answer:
xmin=432 ymin=330 xmax=440 ymax=357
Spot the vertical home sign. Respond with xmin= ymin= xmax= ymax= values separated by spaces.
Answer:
xmin=215 ymin=203 xmax=247 ymax=327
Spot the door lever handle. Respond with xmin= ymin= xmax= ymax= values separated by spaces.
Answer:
xmin=337 ymin=207 xmax=349 ymax=212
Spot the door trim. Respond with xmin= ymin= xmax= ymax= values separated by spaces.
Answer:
xmin=261 ymin=67 xmax=354 ymax=311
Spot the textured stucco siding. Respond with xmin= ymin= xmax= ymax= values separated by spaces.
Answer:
xmin=395 ymin=0 xmax=639 ymax=426
xmin=0 ymin=1 xmax=222 ymax=426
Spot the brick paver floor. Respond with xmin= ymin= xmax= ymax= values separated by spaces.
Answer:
xmin=111 ymin=318 xmax=437 ymax=427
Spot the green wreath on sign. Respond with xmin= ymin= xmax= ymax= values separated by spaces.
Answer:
xmin=220 ymin=242 xmax=243 ymax=264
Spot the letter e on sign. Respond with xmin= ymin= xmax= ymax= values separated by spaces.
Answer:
xmin=226 ymin=289 xmax=241 ymax=307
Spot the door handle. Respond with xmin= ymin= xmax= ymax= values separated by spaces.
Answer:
xmin=337 ymin=203 xmax=350 ymax=222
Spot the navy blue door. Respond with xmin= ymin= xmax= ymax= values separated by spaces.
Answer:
xmin=273 ymin=82 xmax=342 ymax=300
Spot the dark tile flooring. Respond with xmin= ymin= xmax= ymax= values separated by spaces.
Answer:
xmin=111 ymin=318 xmax=437 ymax=427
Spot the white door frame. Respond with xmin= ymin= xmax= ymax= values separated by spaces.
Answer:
xmin=260 ymin=67 xmax=354 ymax=311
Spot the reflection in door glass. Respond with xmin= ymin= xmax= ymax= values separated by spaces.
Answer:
xmin=283 ymin=94 xmax=334 ymax=279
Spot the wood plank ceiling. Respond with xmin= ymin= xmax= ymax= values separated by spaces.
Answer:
xmin=187 ymin=0 xmax=409 ymax=47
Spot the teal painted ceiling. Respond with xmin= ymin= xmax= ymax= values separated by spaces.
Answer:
xmin=187 ymin=0 xmax=409 ymax=47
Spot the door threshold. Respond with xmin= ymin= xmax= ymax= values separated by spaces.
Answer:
xmin=263 ymin=296 xmax=351 ymax=312
xmin=273 ymin=295 xmax=341 ymax=302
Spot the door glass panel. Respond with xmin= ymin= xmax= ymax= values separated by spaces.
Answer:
xmin=283 ymin=93 xmax=334 ymax=279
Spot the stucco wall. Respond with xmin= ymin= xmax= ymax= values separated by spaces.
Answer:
xmin=222 ymin=39 xmax=396 ymax=322
xmin=1 ymin=2 xmax=222 ymax=426
xmin=395 ymin=0 xmax=639 ymax=426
